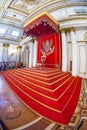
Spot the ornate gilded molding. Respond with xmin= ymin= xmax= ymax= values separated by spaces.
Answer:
xmin=59 ymin=16 xmax=87 ymax=23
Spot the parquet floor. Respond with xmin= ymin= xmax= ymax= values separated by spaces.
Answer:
xmin=0 ymin=73 xmax=87 ymax=130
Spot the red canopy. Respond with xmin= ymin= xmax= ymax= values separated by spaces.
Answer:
xmin=24 ymin=12 xmax=60 ymax=38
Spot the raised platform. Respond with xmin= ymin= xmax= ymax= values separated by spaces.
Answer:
xmin=2 ymin=68 xmax=82 ymax=125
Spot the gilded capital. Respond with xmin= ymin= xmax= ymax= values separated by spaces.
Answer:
xmin=6 ymin=44 xmax=10 ymax=47
xmin=70 ymin=27 xmax=75 ymax=32
xmin=2 ymin=43 xmax=9 ymax=47
xmin=17 ymin=45 xmax=22 ymax=49
xmin=30 ymin=38 xmax=34 ymax=43
xmin=2 ymin=43 xmax=6 ymax=47
xmin=60 ymin=29 xmax=65 ymax=33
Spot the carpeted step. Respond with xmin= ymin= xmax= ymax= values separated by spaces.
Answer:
xmin=5 ymin=69 xmax=71 ymax=90
xmin=3 ymin=72 xmax=79 ymax=111
xmin=4 ymin=71 xmax=74 ymax=99
xmin=7 ymin=69 xmax=66 ymax=82
xmin=15 ymin=68 xmax=62 ymax=79
xmin=2 ymin=68 xmax=82 ymax=126
xmin=10 ymin=69 xmax=66 ymax=83
xmin=3 ymin=71 xmax=72 ymax=100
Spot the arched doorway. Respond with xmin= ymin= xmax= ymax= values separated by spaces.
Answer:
xmin=22 ymin=45 xmax=30 ymax=67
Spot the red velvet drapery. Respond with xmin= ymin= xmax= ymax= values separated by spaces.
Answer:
xmin=24 ymin=12 xmax=59 ymax=38
xmin=38 ymin=33 xmax=62 ymax=69
xmin=24 ymin=12 xmax=62 ymax=69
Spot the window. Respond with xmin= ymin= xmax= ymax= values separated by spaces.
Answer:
xmin=11 ymin=31 xmax=19 ymax=37
xmin=0 ymin=28 xmax=6 ymax=34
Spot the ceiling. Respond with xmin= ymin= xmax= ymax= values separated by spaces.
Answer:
xmin=0 ymin=0 xmax=51 ymax=44
xmin=0 ymin=0 xmax=87 ymax=44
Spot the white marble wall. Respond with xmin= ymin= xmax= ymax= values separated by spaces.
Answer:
xmin=21 ymin=38 xmax=38 ymax=68
xmin=76 ymin=30 xmax=87 ymax=78
xmin=60 ymin=27 xmax=87 ymax=77
xmin=69 ymin=29 xmax=87 ymax=77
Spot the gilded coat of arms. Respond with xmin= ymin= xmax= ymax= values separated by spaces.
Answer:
xmin=40 ymin=39 xmax=55 ymax=63
xmin=41 ymin=39 xmax=55 ymax=56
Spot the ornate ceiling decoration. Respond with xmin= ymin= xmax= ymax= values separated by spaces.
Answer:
xmin=0 ymin=0 xmax=86 ymax=43
xmin=10 ymin=0 xmax=46 ymax=12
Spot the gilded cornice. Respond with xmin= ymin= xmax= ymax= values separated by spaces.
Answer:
xmin=60 ymin=27 xmax=76 ymax=33
xmin=48 ymin=2 xmax=86 ymax=13
xmin=58 ymin=16 xmax=87 ymax=23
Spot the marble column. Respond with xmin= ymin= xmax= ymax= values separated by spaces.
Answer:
xmin=70 ymin=27 xmax=78 ymax=76
xmin=61 ymin=29 xmax=68 ymax=72
xmin=16 ymin=45 xmax=22 ymax=62
xmin=2 ymin=44 xmax=9 ymax=62
xmin=29 ymin=41 xmax=33 ymax=68
xmin=32 ymin=39 xmax=38 ymax=67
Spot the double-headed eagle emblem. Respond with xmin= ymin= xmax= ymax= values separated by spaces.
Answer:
xmin=41 ymin=39 xmax=55 ymax=56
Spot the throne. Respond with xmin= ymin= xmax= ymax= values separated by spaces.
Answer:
xmin=41 ymin=53 xmax=46 ymax=64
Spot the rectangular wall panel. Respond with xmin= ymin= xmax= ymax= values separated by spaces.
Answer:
xmin=79 ymin=45 xmax=86 ymax=74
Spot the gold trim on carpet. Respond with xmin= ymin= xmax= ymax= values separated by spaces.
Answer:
xmin=3 ymin=72 xmax=78 ymax=113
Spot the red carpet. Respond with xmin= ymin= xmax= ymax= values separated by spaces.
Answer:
xmin=2 ymin=68 xmax=82 ymax=125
